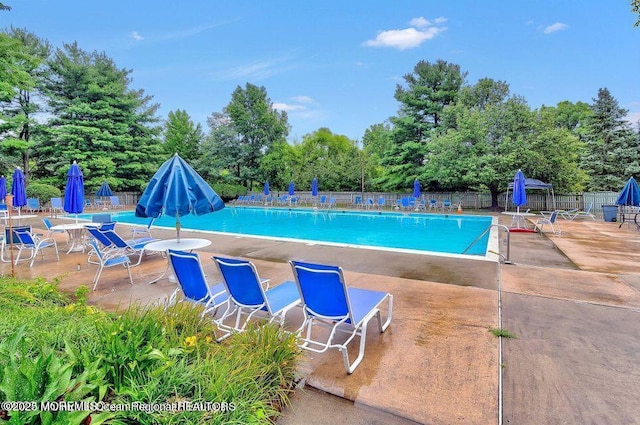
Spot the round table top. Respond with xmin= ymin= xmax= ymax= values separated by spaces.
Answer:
xmin=501 ymin=211 xmax=536 ymax=217
xmin=51 ymin=222 xmax=90 ymax=230
xmin=144 ymin=238 xmax=212 ymax=252
xmin=4 ymin=214 xmax=38 ymax=220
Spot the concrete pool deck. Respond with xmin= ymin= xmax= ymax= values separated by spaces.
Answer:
xmin=2 ymin=211 xmax=639 ymax=424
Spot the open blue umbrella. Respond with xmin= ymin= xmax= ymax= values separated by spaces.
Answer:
xmin=64 ymin=161 xmax=84 ymax=222
xmin=11 ymin=167 xmax=27 ymax=213
xmin=616 ymin=177 xmax=640 ymax=206
xmin=0 ymin=175 xmax=6 ymax=202
xmin=264 ymin=181 xmax=270 ymax=196
xmin=512 ymin=169 xmax=527 ymax=213
xmin=413 ymin=179 xmax=421 ymax=198
xmin=311 ymin=178 xmax=318 ymax=197
xmin=288 ymin=181 xmax=295 ymax=196
xmin=96 ymin=181 xmax=113 ymax=197
xmin=135 ymin=153 xmax=225 ymax=242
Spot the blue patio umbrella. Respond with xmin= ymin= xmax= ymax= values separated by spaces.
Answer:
xmin=311 ymin=178 xmax=318 ymax=197
xmin=288 ymin=181 xmax=295 ymax=196
xmin=512 ymin=169 xmax=527 ymax=213
xmin=64 ymin=161 xmax=85 ymax=222
xmin=11 ymin=167 xmax=27 ymax=212
xmin=264 ymin=181 xmax=270 ymax=196
xmin=0 ymin=175 xmax=6 ymax=202
xmin=615 ymin=176 xmax=640 ymax=206
xmin=96 ymin=181 xmax=113 ymax=197
xmin=413 ymin=179 xmax=421 ymax=198
xmin=135 ymin=153 xmax=225 ymax=242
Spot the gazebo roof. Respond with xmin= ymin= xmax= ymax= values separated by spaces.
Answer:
xmin=508 ymin=178 xmax=552 ymax=190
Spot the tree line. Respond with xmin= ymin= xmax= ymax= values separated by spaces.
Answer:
xmin=1 ymin=24 xmax=639 ymax=207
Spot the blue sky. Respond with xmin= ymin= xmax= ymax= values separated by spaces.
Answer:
xmin=2 ymin=1 xmax=639 ymax=141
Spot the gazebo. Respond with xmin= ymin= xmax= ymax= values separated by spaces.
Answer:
xmin=505 ymin=178 xmax=555 ymax=211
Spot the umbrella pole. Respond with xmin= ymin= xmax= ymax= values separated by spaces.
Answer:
xmin=6 ymin=194 xmax=14 ymax=277
xmin=176 ymin=215 xmax=181 ymax=243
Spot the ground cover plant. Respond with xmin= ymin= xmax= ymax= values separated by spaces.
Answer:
xmin=0 ymin=276 xmax=300 ymax=424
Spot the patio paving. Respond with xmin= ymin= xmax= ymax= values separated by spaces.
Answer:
xmin=1 ymin=210 xmax=639 ymax=424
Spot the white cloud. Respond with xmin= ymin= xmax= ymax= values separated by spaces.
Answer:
xmin=543 ymin=22 xmax=569 ymax=34
xmin=273 ymin=102 xmax=306 ymax=112
xmin=363 ymin=17 xmax=446 ymax=50
xmin=625 ymin=111 xmax=640 ymax=127
xmin=131 ymin=31 xmax=143 ymax=41
xmin=409 ymin=17 xmax=430 ymax=28
xmin=433 ymin=17 xmax=447 ymax=24
xmin=291 ymin=95 xmax=314 ymax=104
xmin=364 ymin=27 xmax=444 ymax=50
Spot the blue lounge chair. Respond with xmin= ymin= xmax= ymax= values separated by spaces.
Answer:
xmin=212 ymin=256 xmax=301 ymax=341
xmin=289 ymin=260 xmax=393 ymax=374
xmin=13 ymin=228 xmax=59 ymax=267
xmin=87 ymin=239 xmax=133 ymax=290
xmin=377 ymin=196 xmax=386 ymax=209
xmin=101 ymin=229 xmax=157 ymax=266
xmin=26 ymin=198 xmax=40 ymax=213
xmin=353 ymin=196 xmax=363 ymax=208
xmin=534 ymin=210 xmax=561 ymax=235
xmin=86 ymin=226 xmax=116 ymax=264
xmin=109 ymin=196 xmax=124 ymax=209
xmin=131 ymin=218 xmax=154 ymax=241
xmin=562 ymin=202 xmax=596 ymax=221
xmin=50 ymin=197 xmax=63 ymax=216
xmin=167 ymin=250 xmax=229 ymax=317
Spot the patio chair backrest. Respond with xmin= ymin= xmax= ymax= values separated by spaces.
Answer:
xmin=42 ymin=217 xmax=53 ymax=230
xmin=86 ymin=227 xmax=113 ymax=249
xmin=92 ymin=213 xmax=112 ymax=224
xmin=27 ymin=198 xmax=40 ymax=210
xmin=584 ymin=202 xmax=593 ymax=214
xmin=14 ymin=229 xmax=36 ymax=247
xmin=101 ymin=229 xmax=130 ymax=249
xmin=4 ymin=225 xmax=30 ymax=244
xmin=213 ymin=256 xmax=266 ymax=309
xmin=290 ymin=260 xmax=351 ymax=321
xmin=168 ymin=250 xmax=211 ymax=303
xmin=99 ymin=222 xmax=116 ymax=231
xmin=549 ymin=210 xmax=559 ymax=223
xmin=377 ymin=196 xmax=385 ymax=207
xmin=88 ymin=239 xmax=105 ymax=262
xmin=50 ymin=197 xmax=63 ymax=209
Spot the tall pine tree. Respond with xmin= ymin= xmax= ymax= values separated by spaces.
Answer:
xmin=582 ymin=88 xmax=637 ymax=190
xmin=33 ymin=42 xmax=164 ymax=191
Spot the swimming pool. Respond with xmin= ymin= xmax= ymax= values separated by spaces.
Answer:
xmin=81 ymin=207 xmax=494 ymax=256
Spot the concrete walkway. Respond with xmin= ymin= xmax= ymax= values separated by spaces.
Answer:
xmin=2 ymin=211 xmax=639 ymax=424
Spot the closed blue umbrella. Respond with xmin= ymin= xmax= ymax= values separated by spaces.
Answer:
xmin=64 ymin=161 xmax=84 ymax=222
xmin=512 ymin=169 xmax=527 ymax=213
xmin=311 ymin=178 xmax=318 ymax=197
xmin=11 ymin=167 xmax=27 ymax=212
xmin=288 ymin=181 xmax=295 ymax=196
xmin=96 ymin=181 xmax=113 ymax=197
xmin=0 ymin=175 xmax=6 ymax=202
xmin=615 ymin=177 xmax=640 ymax=206
xmin=135 ymin=153 xmax=225 ymax=242
xmin=264 ymin=181 xmax=270 ymax=196
xmin=413 ymin=179 xmax=421 ymax=198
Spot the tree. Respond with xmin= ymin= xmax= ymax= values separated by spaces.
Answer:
xmin=32 ymin=42 xmax=163 ymax=191
xmin=291 ymin=128 xmax=361 ymax=191
xmin=633 ymin=0 xmax=640 ymax=26
xmin=162 ymin=109 xmax=203 ymax=161
xmin=0 ymin=32 xmax=38 ymax=176
xmin=378 ymin=59 xmax=467 ymax=190
xmin=196 ymin=112 xmax=242 ymax=184
xmin=224 ymin=83 xmax=289 ymax=189
xmin=581 ymin=88 xmax=637 ymax=190
xmin=0 ymin=28 xmax=51 ymax=181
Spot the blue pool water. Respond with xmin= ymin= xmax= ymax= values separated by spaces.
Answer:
xmin=80 ymin=208 xmax=493 ymax=256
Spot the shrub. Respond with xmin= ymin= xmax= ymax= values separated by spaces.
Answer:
xmin=211 ymin=183 xmax=247 ymax=202
xmin=26 ymin=182 xmax=62 ymax=202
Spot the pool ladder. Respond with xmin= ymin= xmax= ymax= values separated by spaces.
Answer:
xmin=462 ymin=224 xmax=512 ymax=264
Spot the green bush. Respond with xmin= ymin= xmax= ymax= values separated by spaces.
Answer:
xmin=0 ymin=276 xmax=301 ymax=425
xmin=211 ymin=183 xmax=247 ymax=202
xmin=26 ymin=182 xmax=62 ymax=203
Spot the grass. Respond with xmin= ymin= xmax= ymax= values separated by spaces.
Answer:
xmin=0 ymin=275 xmax=300 ymax=424
xmin=489 ymin=327 xmax=517 ymax=339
